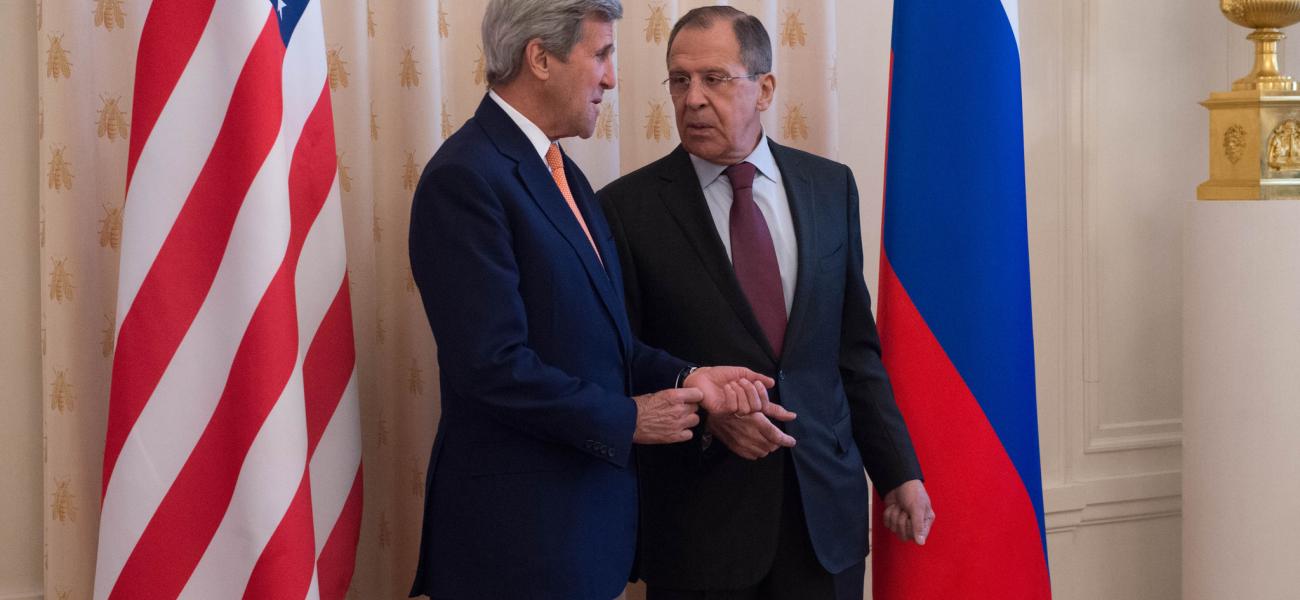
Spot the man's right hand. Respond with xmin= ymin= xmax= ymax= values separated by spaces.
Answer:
xmin=706 ymin=411 xmax=796 ymax=460
xmin=632 ymin=388 xmax=704 ymax=444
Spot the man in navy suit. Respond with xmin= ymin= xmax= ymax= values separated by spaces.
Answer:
xmin=407 ymin=1 xmax=790 ymax=598
xmin=599 ymin=7 xmax=935 ymax=600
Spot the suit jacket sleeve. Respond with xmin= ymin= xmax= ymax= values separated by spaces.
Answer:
xmin=840 ymin=167 xmax=925 ymax=495
xmin=409 ymin=162 xmax=640 ymax=467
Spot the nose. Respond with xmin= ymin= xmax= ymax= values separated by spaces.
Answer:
xmin=602 ymin=61 xmax=616 ymax=90
xmin=683 ymin=78 xmax=708 ymax=108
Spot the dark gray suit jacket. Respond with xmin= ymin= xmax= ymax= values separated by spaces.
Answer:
xmin=598 ymin=140 xmax=922 ymax=589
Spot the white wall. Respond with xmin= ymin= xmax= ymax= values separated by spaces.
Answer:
xmin=0 ymin=0 xmax=45 ymax=599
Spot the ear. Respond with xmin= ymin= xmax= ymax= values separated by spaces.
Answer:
xmin=524 ymin=38 xmax=551 ymax=81
xmin=755 ymin=73 xmax=776 ymax=112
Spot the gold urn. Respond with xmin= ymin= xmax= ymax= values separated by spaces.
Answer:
xmin=1199 ymin=0 xmax=1300 ymax=200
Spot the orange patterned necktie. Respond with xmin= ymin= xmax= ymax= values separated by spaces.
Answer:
xmin=545 ymin=143 xmax=602 ymax=264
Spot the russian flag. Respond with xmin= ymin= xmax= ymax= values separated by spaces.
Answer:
xmin=872 ymin=0 xmax=1051 ymax=598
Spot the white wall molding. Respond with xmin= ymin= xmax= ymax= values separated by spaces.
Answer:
xmin=1045 ymin=471 xmax=1182 ymax=533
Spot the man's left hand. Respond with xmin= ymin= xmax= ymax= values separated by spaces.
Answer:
xmin=882 ymin=479 xmax=934 ymax=545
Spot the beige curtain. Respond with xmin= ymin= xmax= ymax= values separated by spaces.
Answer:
xmin=38 ymin=0 xmax=838 ymax=597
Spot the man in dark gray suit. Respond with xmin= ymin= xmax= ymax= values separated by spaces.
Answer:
xmin=599 ymin=7 xmax=935 ymax=599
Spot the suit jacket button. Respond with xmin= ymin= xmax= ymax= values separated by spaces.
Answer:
xmin=777 ymin=370 xmax=786 ymax=382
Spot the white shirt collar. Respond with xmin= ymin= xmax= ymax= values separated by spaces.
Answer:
xmin=488 ymin=89 xmax=553 ymax=162
xmin=688 ymin=133 xmax=782 ymax=190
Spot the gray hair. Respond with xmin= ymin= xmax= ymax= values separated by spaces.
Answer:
xmin=667 ymin=6 xmax=772 ymax=76
xmin=482 ymin=0 xmax=623 ymax=87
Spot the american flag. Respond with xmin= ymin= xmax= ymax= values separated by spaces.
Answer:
xmin=94 ymin=1 xmax=362 ymax=598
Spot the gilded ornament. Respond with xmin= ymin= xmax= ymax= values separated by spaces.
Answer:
xmin=56 ymin=587 xmax=71 ymax=600
xmin=376 ymin=409 xmax=390 ymax=447
xmin=370 ymin=101 xmax=380 ymax=141
xmin=47 ymin=145 xmax=73 ymax=191
xmin=644 ymin=101 xmax=672 ymax=142
xmin=1220 ymin=0 xmax=1300 ymax=91
xmin=408 ymin=456 xmax=425 ymax=497
xmin=595 ymin=103 xmax=617 ymax=140
xmin=402 ymin=151 xmax=420 ymax=191
xmin=327 ymin=46 xmax=350 ymax=91
xmin=782 ymin=103 xmax=810 ymax=141
xmin=438 ymin=3 xmax=450 ymax=38
xmin=48 ymin=257 xmax=74 ymax=302
xmin=102 ymin=312 xmax=116 ymax=357
xmin=50 ymin=369 xmax=75 ymax=413
xmin=473 ymin=46 xmax=487 ymax=86
xmin=46 ymin=34 xmax=72 ymax=80
xmin=1224 ymin=124 xmax=1248 ymax=164
xmin=96 ymin=95 xmax=130 ymax=141
xmin=645 ymin=3 xmax=669 ymax=44
xmin=50 ymin=478 xmax=76 ymax=523
xmin=441 ymin=102 xmax=453 ymax=140
xmin=378 ymin=511 xmax=392 ymax=548
xmin=367 ymin=0 xmax=375 ymax=38
xmin=1266 ymin=119 xmax=1300 ymax=169
xmin=399 ymin=46 xmax=421 ymax=88
xmin=408 ymin=357 xmax=424 ymax=395
xmin=780 ymin=10 xmax=808 ymax=48
xmin=376 ymin=316 xmax=387 ymax=344
xmin=99 ymin=203 xmax=123 ymax=249
xmin=337 ymin=152 xmax=352 ymax=193
xmin=93 ymin=0 xmax=127 ymax=31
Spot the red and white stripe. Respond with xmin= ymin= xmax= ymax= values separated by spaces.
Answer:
xmin=95 ymin=1 xmax=362 ymax=599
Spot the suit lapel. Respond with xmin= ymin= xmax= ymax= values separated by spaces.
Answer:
xmin=771 ymin=141 xmax=818 ymax=358
xmin=475 ymin=97 xmax=632 ymax=355
xmin=658 ymin=147 xmax=780 ymax=364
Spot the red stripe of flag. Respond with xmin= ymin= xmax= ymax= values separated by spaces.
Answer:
xmin=103 ymin=12 xmax=287 ymax=493
xmin=316 ymin=469 xmax=363 ymax=600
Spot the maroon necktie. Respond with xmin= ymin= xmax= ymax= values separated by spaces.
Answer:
xmin=725 ymin=162 xmax=786 ymax=356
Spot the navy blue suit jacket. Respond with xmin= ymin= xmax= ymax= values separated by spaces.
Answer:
xmin=408 ymin=96 xmax=686 ymax=599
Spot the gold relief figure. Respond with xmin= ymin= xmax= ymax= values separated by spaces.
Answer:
xmin=399 ymin=46 xmax=421 ymax=88
xmin=366 ymin=0 xmax=376 ymax=38
xmin=370 ymin=101 xmax=380 ymax=141
xmin=99 ymin=203 xmax=123 ymax=249
xmin=93 ymin=0 xmax=127 ymax=31
xmin=782 ymin=103 xmax=810 ymax=141
xmin=47 ymin=35 xmax=72 ymax=80
xmin=1267 ymin=120 xmax=1300 ymax=170
xmin=438 ymin=3 xmax=450 ymax=38
xmin=409 ymin=357 xmax=424 ymax=395
xmin=49 ymin=257 xmax=74 ymax=302
xmin=402 ymin=150 xmax=420 ymax=191
xmin=378 ymin=511 xmax=392 ymax=548
xmin=376 ymin=409 xmax=390 ymax=447
xmin=645 ymin=101 xmax=671 ymax=141
xmin=50 ymin=369 xmax=75 ymax=413
xmin=595 ymin=103 xmax=617 ymax=140
xmin=372 ymin=211 xmax=382 ymax=243
xmin=337 ymin=152 xmax=352 ymax=193
xmin=55 ymin=587 xmax=71 ymax=600
xmin=51 ymin=478 xmax=76 ymax=523
xmin=327 ymin=47 xmax=350 ymax=90
xmin=376 ymin=316 xmax=387 ymax=344
xmin=102 ymin=312 xmax=116 ymax=357
xmin=441 ymin=102 xmax=453 ymax=140
xmin=780 ymin=10 xmax=808 ymax=48
xmin=645 ymin=3 xmax=669 ymax=44
xmin=473 ymin=46 xmax=486 ymax=86
xmin=408 ymin=456 xmax=425 ymax=496
xmin=47 ymin=145 xmax=73 ymax=191
xmin=1224 ymin=124 xmax=1247 ymax=164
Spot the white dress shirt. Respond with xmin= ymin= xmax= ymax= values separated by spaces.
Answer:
xmin=688 ymin=135 xmax=798 ymax=315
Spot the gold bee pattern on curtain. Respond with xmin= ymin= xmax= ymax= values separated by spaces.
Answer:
xmin=38 ymin=0 xmax=837 ymax=597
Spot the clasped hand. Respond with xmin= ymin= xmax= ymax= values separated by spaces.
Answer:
xmin=632 ymin=366 xmax=793 ymax=444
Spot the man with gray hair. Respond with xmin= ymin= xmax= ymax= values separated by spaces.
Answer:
xmin=600 ymin=6 xmax=934 ymax=599
xmin=407 ymin=1 xmax=789 ymax=598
